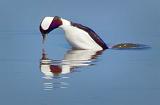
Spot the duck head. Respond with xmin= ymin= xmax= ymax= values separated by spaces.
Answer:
xmin=39 ymin=16 xmax=63 ymax=41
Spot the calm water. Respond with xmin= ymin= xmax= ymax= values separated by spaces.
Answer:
xmin=0 ymin=31 xmax=160 ymax=105
xmin=0 ymin=0 xmax=160 ymax=105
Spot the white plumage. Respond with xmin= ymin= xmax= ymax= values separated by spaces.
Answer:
xmin=60 ymin=18 xmax=103 ymax=50
xmin=40 ymin=16 xmax=107 ymax=50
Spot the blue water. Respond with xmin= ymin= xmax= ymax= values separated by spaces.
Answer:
xmin=0 ymin=0 xmax=160 ymax=105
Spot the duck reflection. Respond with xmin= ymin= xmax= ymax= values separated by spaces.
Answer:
xmin=40 ymin=49 xmax=103 ymax=90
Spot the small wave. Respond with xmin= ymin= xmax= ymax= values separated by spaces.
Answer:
xmin=111 ymin=43 xmax=151 ymax=50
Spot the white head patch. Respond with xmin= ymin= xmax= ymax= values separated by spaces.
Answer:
xmin=41 ymin=17 xmax=54 ymax=30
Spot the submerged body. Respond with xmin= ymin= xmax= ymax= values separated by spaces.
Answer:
xmin=40 ymin=16 xmax=108 ymax=51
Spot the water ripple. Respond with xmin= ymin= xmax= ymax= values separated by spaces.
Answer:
xmin=40 ymin=49 xmax=103 ymax=90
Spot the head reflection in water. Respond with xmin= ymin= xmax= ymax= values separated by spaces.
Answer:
xmin=40 ymin=49 xmax=103 ymax=90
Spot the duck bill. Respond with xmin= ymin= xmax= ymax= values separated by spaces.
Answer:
xmin=42 ymin=34 xmax=47 ymax=43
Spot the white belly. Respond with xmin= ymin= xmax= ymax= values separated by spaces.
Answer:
xmin=61 ymin=26 xmax=102 ymax=50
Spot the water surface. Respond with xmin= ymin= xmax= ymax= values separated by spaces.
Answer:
xmin=0 ymin=31 xmax=160 ymax=105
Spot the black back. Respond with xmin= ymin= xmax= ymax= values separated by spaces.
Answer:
xmin=71 ymin=22 xmax=108 ymax=50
